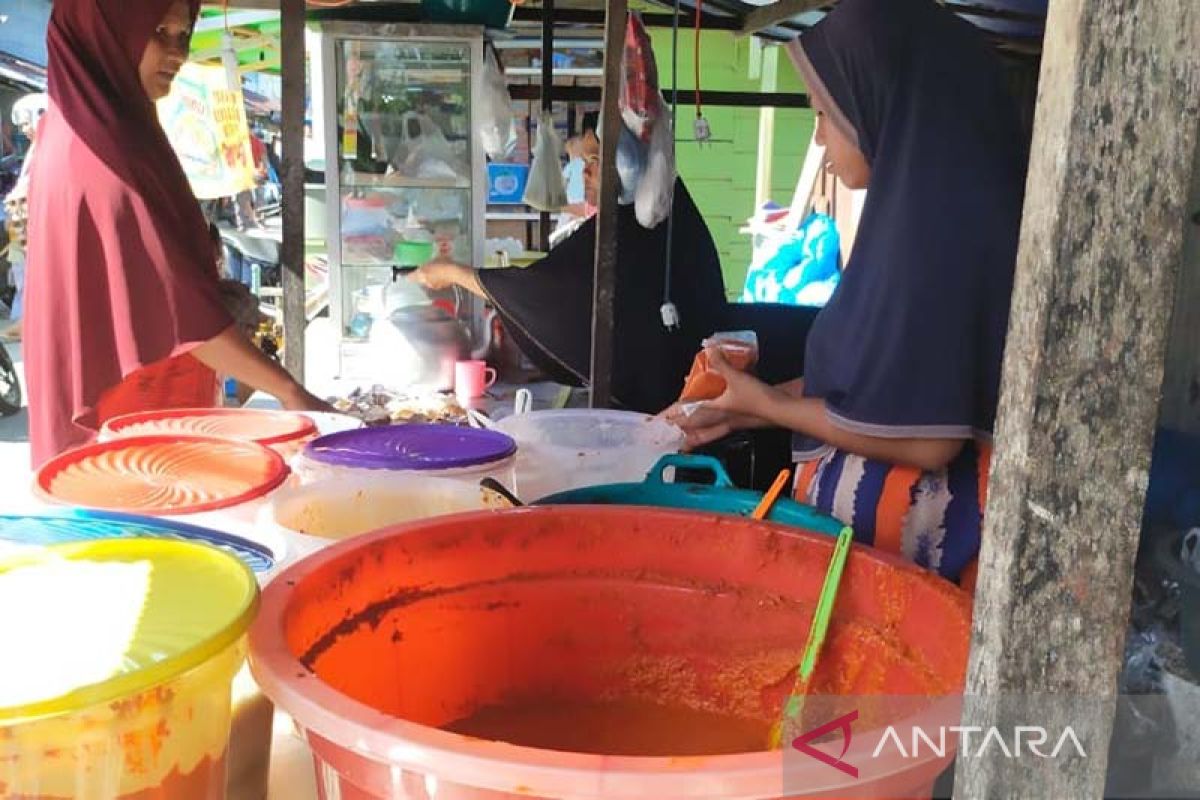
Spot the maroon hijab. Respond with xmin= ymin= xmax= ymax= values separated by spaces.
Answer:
xmin=25 ymin=0 xmax=231 ymax=465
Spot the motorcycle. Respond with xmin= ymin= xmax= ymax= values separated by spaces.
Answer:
xmin=219 ymin=228 xmax=281 ymax=293
xmin=0 ymin=341 xmax=21 ymax=417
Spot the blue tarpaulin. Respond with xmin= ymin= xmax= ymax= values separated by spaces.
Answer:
xmin=0 ymin=0 xmax=50 ymax=68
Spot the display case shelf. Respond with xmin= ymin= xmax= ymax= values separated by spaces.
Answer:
xmin=340 ymin=173 xmax=472 ymax=190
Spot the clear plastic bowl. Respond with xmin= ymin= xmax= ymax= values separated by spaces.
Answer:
xmin=494 ymin=409 xmax=683 ymax=501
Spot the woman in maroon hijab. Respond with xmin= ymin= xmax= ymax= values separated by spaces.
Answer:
xmin=24 ymin=0 xmax=328 ymax=466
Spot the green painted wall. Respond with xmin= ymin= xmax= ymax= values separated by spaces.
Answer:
xmin=648 ymin=30 xmax=814 ymax=299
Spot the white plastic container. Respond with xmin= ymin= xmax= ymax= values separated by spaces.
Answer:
xmin=495 ymin=409 xmax=683 ymax=502
xmin=262 ymin=472 xmax=506 ymax=543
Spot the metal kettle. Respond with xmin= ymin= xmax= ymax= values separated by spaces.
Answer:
xmin=381 ymin=304 xmax=470 ymax=391
xmin=367 ymin=265 xmax=495 ymax=391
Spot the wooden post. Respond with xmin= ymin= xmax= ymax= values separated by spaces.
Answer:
xmin=280 ymin=0 xmax=306 ymax=383
xmin=589 ymin=0 xmax=626 ymax=409
xmin=539 ymin=0 xmax=554 ymax=254
xmin=753 ymin=45 xmax=779 ymax=210
xmin=956 ymin=0 xmax=1200 ymax=797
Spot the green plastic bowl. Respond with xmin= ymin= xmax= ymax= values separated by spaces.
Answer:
xmin=394 ymin=240 xmax=435 ymax=267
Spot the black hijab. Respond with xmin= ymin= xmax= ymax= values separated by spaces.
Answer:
xmin=789 ymin=0 xmax=1027 ymax=440
xmin=478 ymin=179 xmax=727 ymax=413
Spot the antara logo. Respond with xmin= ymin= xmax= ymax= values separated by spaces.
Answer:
xmin=872 ymin=725 xmax=1088 ymax=760
xmin=791 ymin=711 xmax=1088 ymax=778
xmin=790 ymin=710 xmax=859 ymax=778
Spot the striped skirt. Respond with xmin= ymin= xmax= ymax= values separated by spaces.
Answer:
xmin=793 ymin=442 xmax=990 ymax=587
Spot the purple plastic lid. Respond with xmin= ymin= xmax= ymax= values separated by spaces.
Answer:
xmin=303 ymin=424 xmax=517 ymax=471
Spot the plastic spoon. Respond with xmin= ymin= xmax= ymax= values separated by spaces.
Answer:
xmin=767 ymin=524 xmax=855 ymax=749
xmin=752 ymin=469 xmax=792 ymax=521
xmin=480 ymin=477 xmax=523 ymax=508
xmin=466 ymin=408 xmax=498 ymax=430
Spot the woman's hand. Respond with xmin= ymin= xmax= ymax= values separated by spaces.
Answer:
xmin=409 ymin=259 xmax=470 ymax=292
xmin=278 ymin=383 xmax=336 ymax=414
xmin=408 ymin=258 xmax=486 ymax=298
xmin=661 ymin=402 xmax=768 ymax=450
xmin=661 ymin=348 xmax=779 ymax=449
xmin=702 ymin=346 xmax=780 ymax=417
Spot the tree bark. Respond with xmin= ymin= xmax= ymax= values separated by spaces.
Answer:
xmin=280 ymin=0 xmax=306 ymax=383
xmin=957 ymin=0 xmax=1200 ymax=796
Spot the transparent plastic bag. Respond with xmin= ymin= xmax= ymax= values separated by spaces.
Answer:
xmin=634 ymin=94 xmax=675 ymax=228
xmin=702 ymin=331 xmax=760 ymax=369
xmin=477 ymin=48 xmax=518 ymax=161
xmin=678 ymin=330 xmax=759 ymax=403
xmin=522 ymin=111 xmax=568 ymax=212
xmin=620 ymin=11 xmax=660 ymax=141
xmin=616 ymin=122 xmax=647 ymax=205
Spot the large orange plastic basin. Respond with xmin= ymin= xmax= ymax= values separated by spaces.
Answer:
xmin=250 ymin=507 xmax=972 ymax=799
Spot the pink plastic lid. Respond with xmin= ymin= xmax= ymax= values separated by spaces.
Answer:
xmin=36 ymin=435 xmax=290 ymax=516
xmin=101 ymin=407 xmax=316 ymax=448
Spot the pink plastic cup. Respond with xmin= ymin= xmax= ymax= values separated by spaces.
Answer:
xmin=454 ymin=360 xmax=497 ymax=406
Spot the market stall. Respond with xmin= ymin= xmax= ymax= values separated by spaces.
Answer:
xmin=4 ymin=1 xmax=1200 ymax=799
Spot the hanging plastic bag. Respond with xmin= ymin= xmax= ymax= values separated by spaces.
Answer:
xmin=616 ymin=122 xmax=647 ymax=205
xmin=477 ymin=47 xmax=518 ymax=161
xmin=620 ymin=11 xmax=660 ymax=142
xmin=522 ymin=111 xmax=568 ymax=212
xmin=634 ymin=94 xmax=675 ymax=228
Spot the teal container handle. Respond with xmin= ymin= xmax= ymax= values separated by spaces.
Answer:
xmin=643 ymin=454 xmax=735 ymax=488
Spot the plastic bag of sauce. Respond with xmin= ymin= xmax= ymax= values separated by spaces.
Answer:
xmin=678 ymin=331 xmax=759 ymax=402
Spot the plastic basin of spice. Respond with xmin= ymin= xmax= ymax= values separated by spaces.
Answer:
xmin=99 ymin=407 xmax=318 ymax=459
xmin=34 ymin=435 xmax=290 ymax=525
xmin=494 ymin=409 xmax=683 ymax=501
xmin=0 ymin=539 xmax=258 ymax=799
xmin=293 ymin=424 xmax=517 ymax=488
xmin=0 ymin=512 xmax=282 ymax=797
xmin=262 ymin=471 xmax=509 ymax=544
xmin=249 ymin=506 xmax=972 ymax=799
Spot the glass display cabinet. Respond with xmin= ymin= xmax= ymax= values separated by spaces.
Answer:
xmin=317 ymin=22 xmax=486 ymax=380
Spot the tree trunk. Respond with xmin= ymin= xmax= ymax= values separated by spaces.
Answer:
xmin=956 ymin=0 xmax=1200 ymax=796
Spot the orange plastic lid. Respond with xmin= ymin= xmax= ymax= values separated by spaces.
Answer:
xmin=36 ymin=435 xmax=290 ymax=516
xmin=101 ymin=407 xmax=317 ymax=448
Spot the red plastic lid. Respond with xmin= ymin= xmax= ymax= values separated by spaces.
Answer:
xmin=101 ymin=407 xmax=317 ymax=448
xmin=36 ymin=436 xmax=290 ymax=516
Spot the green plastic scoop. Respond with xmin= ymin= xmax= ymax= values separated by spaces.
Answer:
xmin=768 ymin=524 xmax=855 ymax=749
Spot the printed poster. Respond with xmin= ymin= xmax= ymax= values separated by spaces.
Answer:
xmin=157 ymin=63 xmax=256 ymax=199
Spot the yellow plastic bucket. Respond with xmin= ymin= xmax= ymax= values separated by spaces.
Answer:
xmin=0 ymin=539 xmax=259 ymax=799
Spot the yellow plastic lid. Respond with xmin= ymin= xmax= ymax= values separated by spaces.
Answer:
xmin=0 ymin=539 xmax=259 ymax=722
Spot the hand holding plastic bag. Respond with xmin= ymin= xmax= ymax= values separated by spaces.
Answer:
xmin=523 ymin=111 xmax=568 ymax=212
xmin=634 ymin=94 xmax=676 ymax=228
xmin=477 ymin=48 xmax=517 ymax=161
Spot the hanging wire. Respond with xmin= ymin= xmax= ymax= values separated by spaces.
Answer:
xmin=662 ymin=0 xmax=682 ymax=318
xmin=694 ymin=0 xmax=704 ymax=120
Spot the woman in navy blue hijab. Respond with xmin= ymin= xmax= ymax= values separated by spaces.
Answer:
xmin=667 ymin=0 xmax=1027 ymax=586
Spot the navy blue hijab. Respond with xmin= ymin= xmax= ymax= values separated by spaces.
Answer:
xmin=791 ymin=0 xmax=1027 ymax=442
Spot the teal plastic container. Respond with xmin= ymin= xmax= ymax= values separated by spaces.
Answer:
xmin=537 ymin=454 xmax=845 ymax=537
xmin=421 ymin=0 xmax=514 ymax=28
